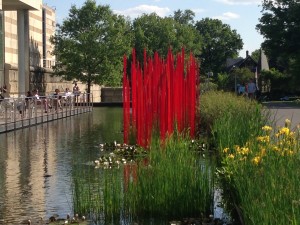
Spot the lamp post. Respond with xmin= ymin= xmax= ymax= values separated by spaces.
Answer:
xmin=207 ymin=71 xmax=213 ymax=91
xmin=232 ymin=65 xmax=237 ymax=94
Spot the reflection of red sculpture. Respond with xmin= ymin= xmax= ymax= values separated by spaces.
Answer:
xmin=123 ymin=48 xmax=199 ymax=146
xmin=123 ymin=164 xmax=137 ymax=192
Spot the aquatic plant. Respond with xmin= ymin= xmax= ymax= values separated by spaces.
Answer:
xmin=125 ymin=134 xmax=214 ymax=219
xmin=218 ymin=120 xmax=300 ymax=225
xmin=73 ymin=134 xmax=214 ymax=223
xmin=198 ymin=90 xmax=269 ymax=136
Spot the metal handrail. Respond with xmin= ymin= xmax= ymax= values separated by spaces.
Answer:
xmin=0 ymin=93 xmax=93 ymax=124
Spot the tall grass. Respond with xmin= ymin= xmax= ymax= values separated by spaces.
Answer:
xmin=126 ymin=133 xmax=214 ymax=219
xmin=72 ymin=134 xmax=215 ymax=223
xmin=205 ymin=91 xmax=300 ymax=224
xmin=199 ymin=91 xmax=269 ymax=138
xmin=220 ymin=122 xmax=300 ymax=225
xmin=73 ymin=166 xmax=126 ymax=224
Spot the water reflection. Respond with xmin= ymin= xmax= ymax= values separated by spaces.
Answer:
xmin=0 ymin=107 xmax=123 ymax=224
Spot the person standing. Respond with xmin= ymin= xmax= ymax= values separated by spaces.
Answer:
xmin=247 ymin=79 xmax=257 ymax=99
xmin=73 ymin=82 xmax=80 ymax=102
xmin=0 ymin=84 xmax=9 ymax=98
xmin=53 ymin=88 xmax=62 ymax=111
xmin=238 ymin=83 xmax=247 ymax=96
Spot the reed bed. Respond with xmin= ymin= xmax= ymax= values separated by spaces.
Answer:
xmin=206 ymin=91 xmax=300 ymax=224
xmin=72 ymin=134 xmax=214 ymax=223
xmin=73 ymin=167 xmax=125 ymax=223
xmin=219 ymin=121 xmax=300 ymax=224
xmin=199 ymin=91 xmax=268 ymax=137
xmin=125 ymin=134 xmax=214 ymax=219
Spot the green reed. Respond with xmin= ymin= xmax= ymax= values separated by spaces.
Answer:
xmin=125 ymin=134 xmax=214 ymax=219
xmin=72 ymin=134 xmax=214 ymax=222
xmin=73 ymin=166 xmax=127 ymax=223
xmin=207 ymin=91 xmax=300 ymax=224
xmin=219 ymin=123 xmax=300 ymax=225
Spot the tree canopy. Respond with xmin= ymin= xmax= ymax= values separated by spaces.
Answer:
xmin=132 ymin=13 xmax=202 ymax=63
xmin=172 ymin=9 xmax=195 ymax=25
xmin=257 ymin=0 xmax=300 ymax=86
xmin=195 ymin=18 xmax=243 ymax=75
xmin=50 ymin=0 xmax=132 ymax=92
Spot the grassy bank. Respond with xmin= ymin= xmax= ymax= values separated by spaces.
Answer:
xmin=202 ymin=91 xmax=300 ymax=224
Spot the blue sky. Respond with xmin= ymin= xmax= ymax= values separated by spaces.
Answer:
xmin=43 ymin=0 xmax=264 ymax=57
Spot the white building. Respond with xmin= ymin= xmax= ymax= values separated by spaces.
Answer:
xmin=1 ymin=0 xmax=54 ymax=96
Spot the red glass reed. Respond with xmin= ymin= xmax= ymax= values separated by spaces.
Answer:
xmin=123 ymin=48 xmax=199 ymax=146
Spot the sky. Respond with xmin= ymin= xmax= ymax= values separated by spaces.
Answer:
xmin=43 ymin=0 xmax=264 ymax=57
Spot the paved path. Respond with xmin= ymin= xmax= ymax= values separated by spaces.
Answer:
xmin=263 ymin=102 xmax=300 ymax=130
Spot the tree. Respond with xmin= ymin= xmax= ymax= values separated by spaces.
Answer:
xmin=260 ymin=68 xmax=291 ymax=98
xmin=251 ymin=49 xmax=260 ymax=62
xmin=132 ymin=13 xmax=202 ymax=62
xmin=50 ymin=0 xmax=132 ymax=97
xmin=195 ymin=18 xmax=243 ymax=75
xmin=173 ymin=9 xmax=195 ymax=25
xmin=257 ymin=0 xmax=300 ymax=85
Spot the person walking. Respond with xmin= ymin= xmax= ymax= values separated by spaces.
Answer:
xmin=247 ymin=79 xmax=257 ymax=99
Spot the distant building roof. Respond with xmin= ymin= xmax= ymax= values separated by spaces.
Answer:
xmin=226 ymin=51 xmax=257 ymax=72
xmin=2 ymin=0 xmax=41 ymax=10
xmin=226 ymin=50 xmax=269 ymax=73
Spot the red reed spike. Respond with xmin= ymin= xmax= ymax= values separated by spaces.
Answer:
xmin=123 ymin=54 xmax=129 ymax=144
xmin=123 ymin=48 xmax=199 ymax=147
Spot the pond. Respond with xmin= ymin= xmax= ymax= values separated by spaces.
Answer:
xmin=0 ymin=107 xmax=230 ymax=225
xmin=0 ymin=107 xmax=123 ymax=224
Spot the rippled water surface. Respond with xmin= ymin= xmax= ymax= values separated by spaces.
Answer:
xmin=0 ymin=107 xmax=123 ymax=224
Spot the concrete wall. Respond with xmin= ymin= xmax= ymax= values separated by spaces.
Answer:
xmin=100 ymin=87 xmax=123 ymax=102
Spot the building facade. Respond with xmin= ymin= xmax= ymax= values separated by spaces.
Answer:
xmin=3 ymin=1 xmax=58 ymax=96
xmin=0 ymin=0 xmax=101 ymax=101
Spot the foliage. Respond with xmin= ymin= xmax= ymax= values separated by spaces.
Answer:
xmin=215 ymin=67 xmax=255 ymax=93
xmin=132 ymin=13 xmax=202 ymax=63
xmin=218 ymin=120 xmax=300 ymax=225
xmin=126 ymin=134 xmax=214 ymax=218
xmin=231 ymin=67 xmax=256 ymax=85
xmin=73 ymin=135 xmax=214 ymax=222
xmin=50 ymin=0 xmax=132 ymax=91
xmin=200 ymin=79 xmax=218 ymax=93
xmin=216 ymin=72 xmax=231 ymax=91
xmin=172 ymin=9 xmax=195 ymax=25
xmin=257 ymin=0 xmax=300 ymax=83
xmin=195 ymin=18 xmax=243 ymax=74
xmin=260 ymin=68 xmax=293 ymax=97
xmin=250 ymin=49 xmax=260 ymax=62
xmin=198 ymin=91 xmax=266 ymax=135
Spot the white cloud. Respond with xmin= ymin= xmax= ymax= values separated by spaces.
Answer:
xmin=192 ymin=8 xmax=205 ymax=14
xmin=114 ymin=5 xmax=170 ymax=18
xmin=213 ymin=12 xmax=240 ymax=20
xmin=215 ymin=0 xmax=261 ymax=5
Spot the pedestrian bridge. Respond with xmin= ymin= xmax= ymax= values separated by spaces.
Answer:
xmin=0 ymin=94 xmax=93 ymax=133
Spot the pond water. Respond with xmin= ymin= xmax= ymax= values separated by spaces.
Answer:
xmin=0 ymin=107 xmax=123 ymax=224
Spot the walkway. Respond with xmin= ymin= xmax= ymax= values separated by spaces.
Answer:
xmin=263 ymin=102 xmax=300 ymax=130
xmin=0 ymin=95 xmax=93 ymax=133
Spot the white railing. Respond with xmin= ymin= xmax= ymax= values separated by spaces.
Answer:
xmin=0 ymin=93 xmax=93 ymax=124
xmin=41 ymin=58 xmax=56 ymax=69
